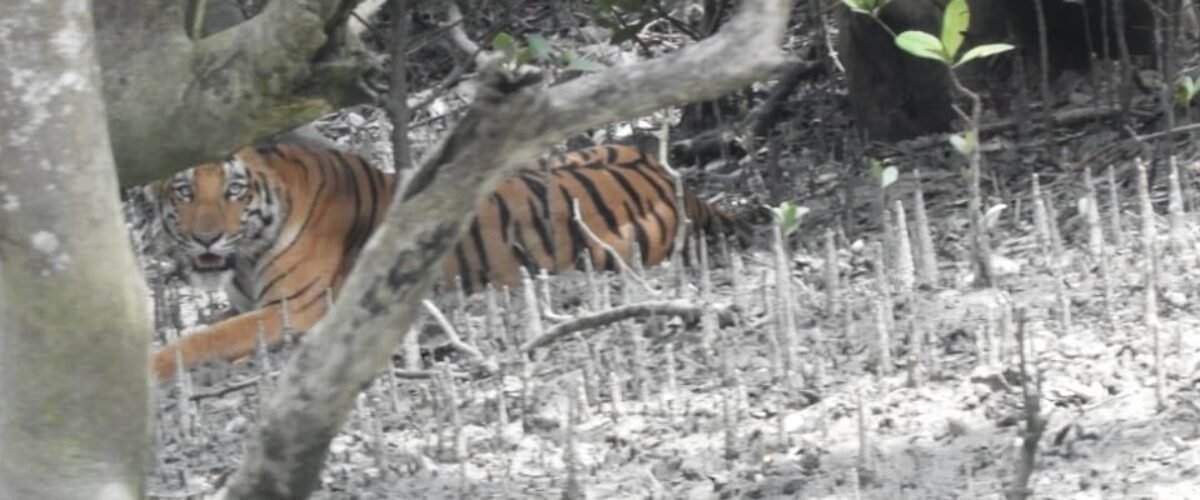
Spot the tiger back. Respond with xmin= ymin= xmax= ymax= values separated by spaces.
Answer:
xmin=147 ymin=143 xmax=736 ymax=380
xmin=445 ymin=144 xmax=735 ymax=293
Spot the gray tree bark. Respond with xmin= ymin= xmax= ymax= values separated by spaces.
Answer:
xmin=0 ymin=1 xmax=154 ymax=499
xmin=218 ymin=1 xmax=794 ymax=498
xmin=93 ymin=0 xmax=374 ymax=187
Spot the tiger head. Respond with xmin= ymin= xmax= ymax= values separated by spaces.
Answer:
xmin=153 ymin=153 xmax=285 ymax=291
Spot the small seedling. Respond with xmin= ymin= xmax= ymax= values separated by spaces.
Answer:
xmin=948 ymin=131 xmax=976 ymax=156
xmin=869 ymin=158 xmax=899 ymax=189
xmin=1176 ymin=75 xmax=1199 ymax=108
xmin=770 ymin=201 xmax=809 ymax=238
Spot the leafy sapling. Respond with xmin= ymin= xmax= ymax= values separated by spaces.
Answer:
xmin=849 ymin=0 xmax=1013 ymax=286
xmin=771 ymin=201 xmax=810 ymax=239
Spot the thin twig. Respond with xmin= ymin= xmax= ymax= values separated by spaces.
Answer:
xmin=570 ymin=198 xmax=659 ymax=296
xmin=422 ymin=299 xmax=496 ymax=375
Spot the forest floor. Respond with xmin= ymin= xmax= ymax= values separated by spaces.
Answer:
xmin=141 ymin=122 xmax=1200 ymax=499
xmin=138 ymin=4 xmax=1200 ymax=496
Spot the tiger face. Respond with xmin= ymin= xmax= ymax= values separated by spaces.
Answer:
xmin=156 ymin=156 xmax=283 ymax=292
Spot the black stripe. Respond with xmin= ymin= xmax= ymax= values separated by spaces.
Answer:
xmin=605 ymin=168 xmax=646 ymax=216
xmin=297 ymin=154 xmax=310 ymax=185
xmin=493 ymin=193 xmax=513 ymax=243
xmin=262 ymin=276 xmax=319 ymax=309
xmin=509 ymin=221 xmax=538 ymax=274
xmin=564 ymin=169 xmax=620 ymax=235
xmin=257 ymin=158 xmax=326 ymax=273
xmin=518 ymin=173 xmax=547 ymax=203
xmin=360 ymin=157 xmax=385 ymax=229
xmin=453 ymin=243 xmax=475 ymax=293
xmin=624 ymin=162 xmax=678 ymax=234
xmin=561 ymin=186 xmax=588 ymax=270
xmin=526 ymin=198 xmax=554 ymax=261
xmin=336 ymin=154 xmax=372 ymax=268
xmin=255 ymin=172 xmax=273 ymax=205
xmin=245 ymin=208 xmax=273 ymax=241
xmin=605 ymin=145 xmax=621 ymax=164
xmin=271 ymin=145 xmax=301 ymax=167
xmin=297 ymin=287 xmax=330 ymax=313
xmin=651 ymin=208 xmax=671 ymax=245
xmin=467 ymin=217 xmax=490 ymax=277
xmin=258 ymin=262 xmax=300 ymax=302
xmin=625 ymin=200 xmax=650 ymax=264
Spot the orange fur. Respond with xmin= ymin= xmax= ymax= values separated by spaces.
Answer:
xmin=149 ymin=143 xmax=733 ymax=379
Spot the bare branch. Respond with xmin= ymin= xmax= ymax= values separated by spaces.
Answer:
xmin=570 ymin=198 xmax=659 ymax=296
xmin=445 ymin=2 xmax=484 ymax=64
xmin=420 ymin=300 xmax=495 ymax=375
xmin=520 ymin=301 xmax=736 ymax=353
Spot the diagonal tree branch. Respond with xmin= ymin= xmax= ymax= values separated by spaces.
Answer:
xmin=220 ymin=1 xmax=791 ymax=498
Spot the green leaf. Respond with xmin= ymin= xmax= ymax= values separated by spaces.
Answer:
xmin=880 ymin=166 xmax=899 ymax=188
xmin=492 ymin=32 xmax=517 ymax=61
xmin=841 ymin=0 xmax=872 ymax=14
xmin=954 ymin=43 xmax=1015 ymax=67
xmin=772 ymin=202 xmax=809 ymax=237
xmin=941 ymin=0 xmax=969 ymax=59
xmin=894 ymin=31 xmax=949 ymax=64
xmin=525 ymin=34 xmax=553 ymax=62
xmin=948 ymin=131 xmax=976 ymax=156
xmin=868 ymin=158 xmax=884 ymax=184
xmin=516 ymin=47 xmax=533 ymax=67
xmin=562 ymin=51 xmax=607 ymax=72
xmin=1176 ymin=76 xmax=1198 ymax=106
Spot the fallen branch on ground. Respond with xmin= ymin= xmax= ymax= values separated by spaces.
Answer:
xmin=520 ymin=300 xmax=736 ymax=353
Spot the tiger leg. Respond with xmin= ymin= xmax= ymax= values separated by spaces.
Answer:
xmin=151 ymin=299 xmax=327 ymax=380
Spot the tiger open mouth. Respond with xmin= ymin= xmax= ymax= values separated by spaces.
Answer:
xmin=192 ymin=252 xmax=234 ymax=273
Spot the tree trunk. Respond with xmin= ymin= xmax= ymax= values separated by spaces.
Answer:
xmin=92 ymin=0 xmax=374 ymax=187
xmin=0 ymin=1 xmax=153 ymax=499
xmin=221 ymin=0 xmax=794 ymax=496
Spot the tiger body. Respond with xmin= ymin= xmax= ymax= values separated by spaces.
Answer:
xmin=147 ymin=143 xmax=732 ymax=379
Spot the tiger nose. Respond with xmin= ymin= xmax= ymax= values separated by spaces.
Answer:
xmin=192 ymin=231 xmax=221 ymax=247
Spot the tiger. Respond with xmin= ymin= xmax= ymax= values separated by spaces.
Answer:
xmin=144 ymin=143 xmax=738 ymax=380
